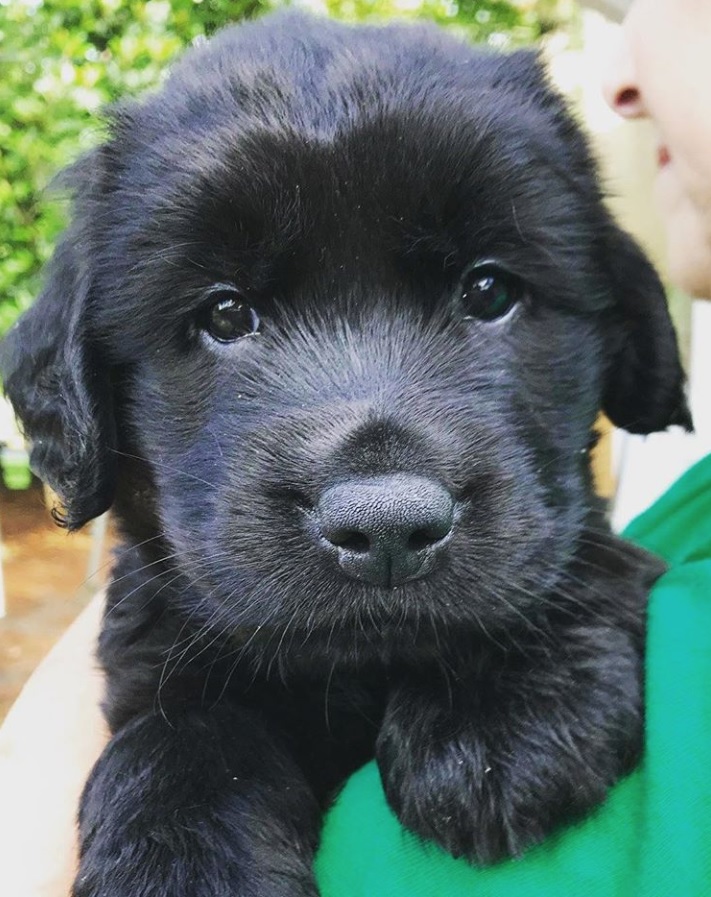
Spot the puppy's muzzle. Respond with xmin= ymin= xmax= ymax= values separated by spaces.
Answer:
xmin=316 ymin=474 xmax=454 ymax=587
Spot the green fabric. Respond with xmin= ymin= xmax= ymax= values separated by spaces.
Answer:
xmin=315 ymin=454 xmax=711 ymax=896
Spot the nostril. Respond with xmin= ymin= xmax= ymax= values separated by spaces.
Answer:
xmin=407 ymin=525 xmax=449 ymax=552
xmin=616 ymin=86 xmax=640 ymax=109
xmin=326 ymin=529 xmax=370 ymax=554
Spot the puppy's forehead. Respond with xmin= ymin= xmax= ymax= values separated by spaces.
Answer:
xmin=118 ymin=14 xmax=585 ymax=233
xmin=102 ymin=14 xmax=605 ymax=311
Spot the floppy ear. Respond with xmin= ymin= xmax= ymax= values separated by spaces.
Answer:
xmin=496 ymin=53 xmax=692 ymax=436
xmin=1 ymin=213 xmax=116 ymax=530
xmin=601 ymin=225 xmax=693 ymax=435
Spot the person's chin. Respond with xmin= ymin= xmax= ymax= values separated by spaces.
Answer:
xmin=666 ymin=248 xmax=711 ymax=299
xmin=657 ymin=175 xmax=711 ymax=298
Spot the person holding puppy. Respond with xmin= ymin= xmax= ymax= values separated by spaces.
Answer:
xmin=1 ymin=0 xmax=710 ymax=894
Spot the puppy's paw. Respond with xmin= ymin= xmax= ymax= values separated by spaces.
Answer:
xmin=376 ymin=679 xmax=641 ymax=865
xmin=72 ymin=863 xmax=320 ymax=897
xmin=378 ymin=722 xmax=526 ymax=863
xmin=74 ymin=708 xmax=323 ymax=897
xmin=72 ymin=829 xmax=320 ymax=897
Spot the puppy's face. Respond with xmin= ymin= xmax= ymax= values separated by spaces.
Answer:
xmin=2 ymin=16 xmax=690 ymax=661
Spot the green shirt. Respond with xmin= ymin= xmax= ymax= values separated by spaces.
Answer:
xmin=316 ymin=455 xmax=711 ymax=896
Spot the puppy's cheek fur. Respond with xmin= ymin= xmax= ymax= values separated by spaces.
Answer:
xmin=140 ymin=425 xmax=577 ymax=657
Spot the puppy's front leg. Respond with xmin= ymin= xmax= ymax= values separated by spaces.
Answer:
xmin=73 ymin=706 xmax=320 ymax=897
xmin=376 ymin=625 xmax=643 ymax=864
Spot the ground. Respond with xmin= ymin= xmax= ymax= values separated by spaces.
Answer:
xmin=0 ymin=483 xmax=112 ymax=721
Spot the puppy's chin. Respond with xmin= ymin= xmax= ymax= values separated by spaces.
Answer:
xmin=228 ymin=605 xmax=491 ymax=673
xmin=238 ymin=624 xmax=473 ymax=674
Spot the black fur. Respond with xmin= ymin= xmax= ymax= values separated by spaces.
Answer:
xmin=2 ymin=12 xmax=691 ymax=896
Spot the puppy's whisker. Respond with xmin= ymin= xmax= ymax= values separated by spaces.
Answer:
xmin=157 ymin=592 xmax=227 ymax=684
xmin=438 ymin=587 xmax=508 ymax=655
xmin=174 ymin=607 xmax=235 ymax=674
xmin=156 ymin=600 xmax=219 ymax=723
xmin=154 ymin=593 xmax=215 ymax=664
xmin=101 ymin=562 xmax=185 ymax=623
xmin=75 ymin=530 xmax=171 ymax=593
xmin=267 ymin=604 xmax=306 ymax=683
xmin=479 ymin=574 xmax=551 ymax=642
xmin=573 ymin=532 xmax=652 ymax=564
xmin=200 ymin=619 xmax=244 ymax=704
xmin=490 ymin=563 xmax=629 ymax=631
xmin=197 ymin=613 xmax=244 ymax=693
xmin=101 ymin=552 xmax=184 ymax=607
xmin=325 ymin=614 xmax=340 ymax=656
xmin=109 ymin=448 xmax=219 ymax=490
xmin=324 ymin=658 xmax=338 ymax=734
xmin=206 ymin=646 xmax=244 ymax=710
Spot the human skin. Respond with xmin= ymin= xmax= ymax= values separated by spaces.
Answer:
xmin=3 ymin=2 xmax=711 ymax=894
xmin=0 ymin=594 xmax=107 ymax=897
xmin=602 ymin=0 xmax=711 ymax=298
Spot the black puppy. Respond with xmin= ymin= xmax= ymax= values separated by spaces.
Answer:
xmin=2 ymin=12 xmax=691 ymax=896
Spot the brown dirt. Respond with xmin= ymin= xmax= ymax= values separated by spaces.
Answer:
xmin=0 ymin=483 xmax=113 ymax=721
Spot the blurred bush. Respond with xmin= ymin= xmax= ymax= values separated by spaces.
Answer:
xmin=0 ymin=0 xmax=571 ymax=334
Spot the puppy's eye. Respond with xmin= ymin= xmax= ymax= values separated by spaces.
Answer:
xmin=459 ymin=263 xmax=526 ymax=322
xmin=199 ymin=286 xmax=260 ymax=343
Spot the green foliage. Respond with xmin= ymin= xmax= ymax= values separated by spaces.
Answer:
xmin=0 ymin=0 xmax=272 ymax=333
xmin=0 ymin=0 xmax=570 ymax=334
xmin=317 ymin=0 xmax=564 ymax=43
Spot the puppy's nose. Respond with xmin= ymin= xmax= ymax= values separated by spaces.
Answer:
xmin=317 ymin=475 xmax=454 ymax=587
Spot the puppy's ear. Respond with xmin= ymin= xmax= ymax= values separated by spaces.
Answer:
xmin=1 ymin=164 xmax=116 ymax=530
xmin=601 ymin=225 xmax=693 ymax=435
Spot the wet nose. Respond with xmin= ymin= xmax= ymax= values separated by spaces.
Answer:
xmin=317 ymin=475 xmax=454 ymax=587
